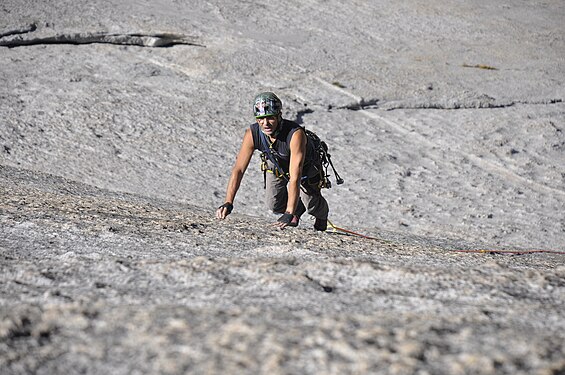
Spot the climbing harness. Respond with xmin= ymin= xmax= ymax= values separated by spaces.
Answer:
xmin=259 ymin=127 xmax=344 ymax=191
xmin=259 ymin=130 xmax=291 ymax=188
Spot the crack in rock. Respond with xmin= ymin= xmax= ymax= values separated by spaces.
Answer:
xmin=338 ymin=98 xmax=380 ymax=111
xmin=0 ymin=23 xmax=37 ymax=39
xmin=382 ymin=99 xmax=515 ymax=110
xmin=336 ymin=97 xmax=562 ymax=111
xmin=380 ymin=98 xmax=563 ymax=110
xmin=303 ymin=273 xmax=335 ymax=293
xmin=317 ymin=78 xmax=562 ymax=112
xmin=0 ymin=32 xmax=204 ymax=48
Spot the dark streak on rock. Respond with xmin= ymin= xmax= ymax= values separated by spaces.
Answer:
xmin=304 ymin=273 xmax=335 ymax=293
xmin=0 ymin=32 xmax=205 ymax=48
xmin=339 ymin=98 xmax=380 ymax=111
xmin=334 ymin=98 xmax=563 ymax=111
xmin=0 ymin=23 xmax=37 ymax=39
xmin=295 ymin=108 xmax=314 ymax=125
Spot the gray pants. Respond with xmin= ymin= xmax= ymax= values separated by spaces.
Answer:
xmin=264 ymin=161 xmax=329 ymax=220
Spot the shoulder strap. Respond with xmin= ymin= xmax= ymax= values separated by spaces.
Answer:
xmin=259 ymin=131 xmax=289 ymax=181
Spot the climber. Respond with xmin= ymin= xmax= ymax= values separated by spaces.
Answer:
xmin=216 ymin=92 xmax=329 ymax=230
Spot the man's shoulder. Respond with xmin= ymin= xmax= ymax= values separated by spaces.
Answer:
xmin=283 ymin=119 xmax=304 ymax=139
xmin=248 ymin=122 xmax=262 ymax=150
xmin=249 ymin=122 xmax=260 ymax=137
xmin=283 ymin=119 xmax=301 ymax=128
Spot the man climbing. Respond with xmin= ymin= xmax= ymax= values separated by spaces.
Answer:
xmin=216 ymin=92 xmax=329 ymax=231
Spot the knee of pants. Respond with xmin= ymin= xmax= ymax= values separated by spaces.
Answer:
xmin=308 ymin=199 xmax=329 ymax=218
xmin=265 ymin=185 xmax=288 ymax=213
xmin=265 ymin=171 xmax=288 ymax=213
xmin=267 ymin=197 xmax=287 ymax=214
xmin=302 ymin=191 xmax=329 ymax=219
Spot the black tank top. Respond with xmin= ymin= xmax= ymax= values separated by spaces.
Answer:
xmin=250 ymin=119 xmax=315 ymax=174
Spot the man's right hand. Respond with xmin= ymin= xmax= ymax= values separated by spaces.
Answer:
xmin=216 ymin=202 xmax=233 ymax=220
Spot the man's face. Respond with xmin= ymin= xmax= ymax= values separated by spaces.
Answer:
xmin=257 ymin=116 xmax=279 ymax=136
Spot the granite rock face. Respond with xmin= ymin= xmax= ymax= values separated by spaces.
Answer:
xmin=1 ymin=166 xmax=564 ymax=374
xmin=1 ymin=0 xmax=564 ymax=373
xmin=1 ymin=0 xmax=564 ymax=251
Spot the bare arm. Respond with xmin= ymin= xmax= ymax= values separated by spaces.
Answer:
xmin=284 ymin=129 xmax=306 ymax=215
xmin=216 ymin=129 xmax=255 ymax=219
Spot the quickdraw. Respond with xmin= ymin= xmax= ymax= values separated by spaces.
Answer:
xmin=260 ymin=152 xmax=288 ymax=179
xmin=261 ymin=152 xmax=321 ymax=194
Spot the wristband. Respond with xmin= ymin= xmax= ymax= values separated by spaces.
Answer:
xmin=218 ymin=202 xmax=233 ymax=215
xmin=277 ymin=212 xmax=294 ymax=225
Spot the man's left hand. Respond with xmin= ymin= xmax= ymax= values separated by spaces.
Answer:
xmin=274 ymin=212 xmax=297 ymax=229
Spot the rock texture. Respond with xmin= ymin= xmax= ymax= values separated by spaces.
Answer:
xmin=1 ymin=165 xmax=564 ymax=374
xmin=2 ymin=0 xmax=564 ymax=250
xmin=1 ymin=0 xmax=564 ymax=373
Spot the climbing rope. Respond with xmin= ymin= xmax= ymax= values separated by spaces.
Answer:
xmin=326 ymin=219 xmax=565 ymax=255
xmin=327 ymin=219 xmax=381 ymax=241
xmin=448 ymin=249 xmax=565 ymax=255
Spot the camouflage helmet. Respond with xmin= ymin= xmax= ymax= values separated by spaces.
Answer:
xmin=253 ymin=92 xmax=282 ymax=118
